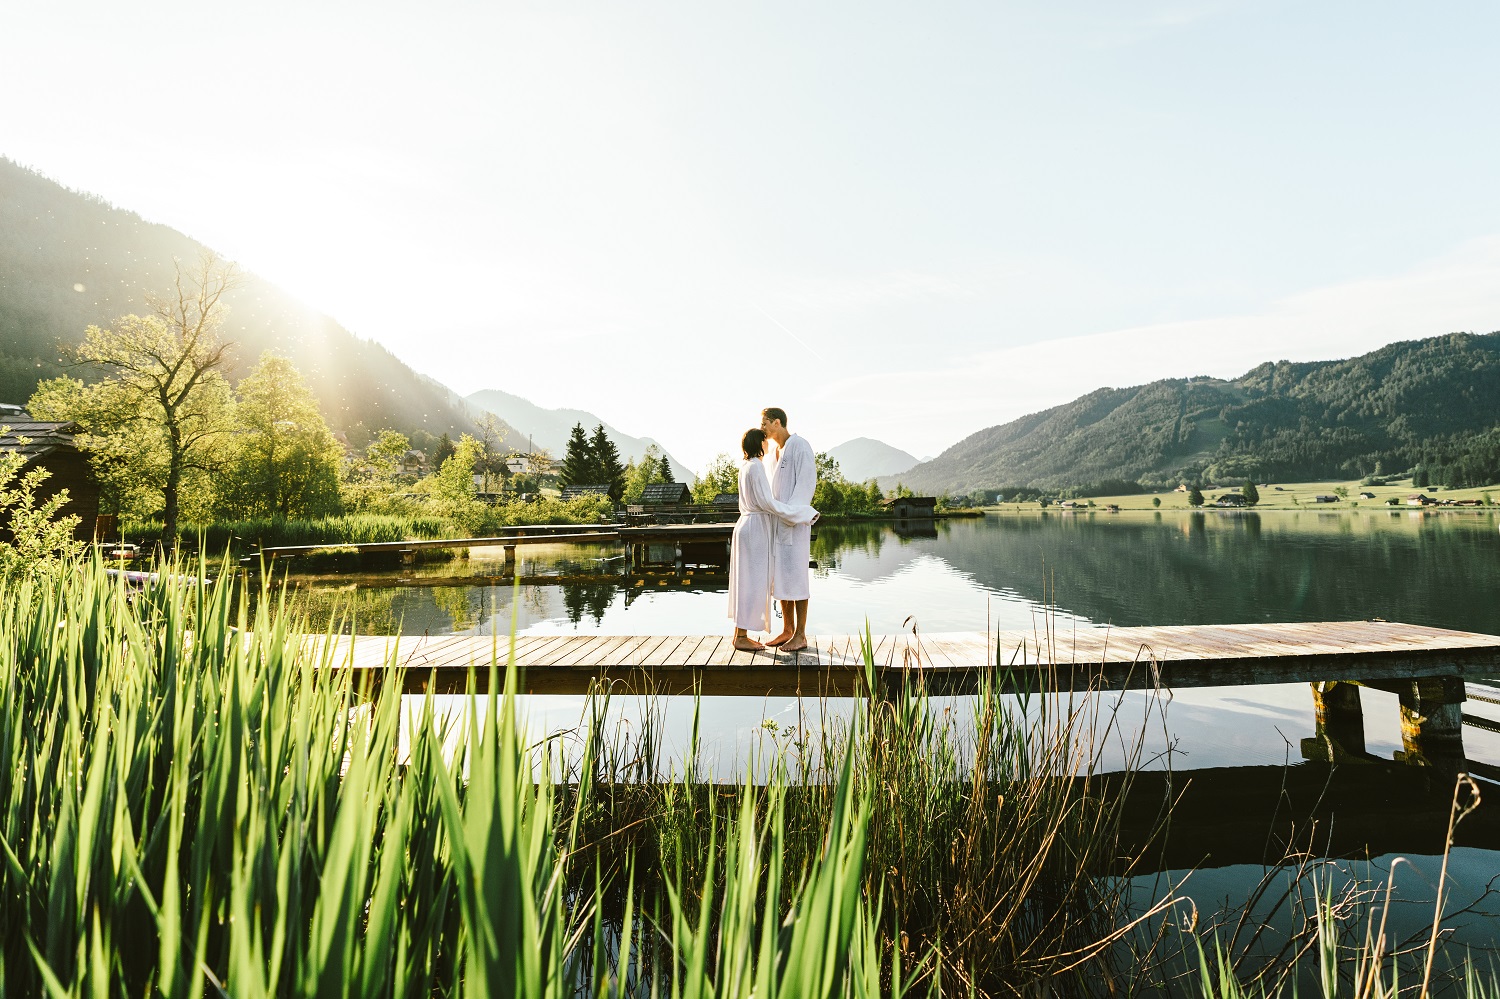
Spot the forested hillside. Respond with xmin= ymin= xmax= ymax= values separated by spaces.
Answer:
xmin=892 ymin=331 xmax=1500 ymax=494
xmin=0 ymin=158 xmax=495 ymax=447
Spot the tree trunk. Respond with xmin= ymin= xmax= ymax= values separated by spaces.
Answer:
xmin=162 ymin=458 xmax=182 ymax=551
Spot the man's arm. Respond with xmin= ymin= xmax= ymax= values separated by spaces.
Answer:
xmin=791 ymin=439 xmax=817 ymax=506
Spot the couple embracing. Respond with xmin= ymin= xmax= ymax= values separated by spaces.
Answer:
xmin=728 ymin=407 xmax=819 ymax=652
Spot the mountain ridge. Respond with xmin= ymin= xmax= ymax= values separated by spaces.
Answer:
xmin=826 ymin=437 xmax=919 ymax=481
xmin=0 ymin=157 xmax=497 ymax=448
xmin=466 ymin=388 xmax=696 ymax=483
xmin=886 ymin=331 xmax=1500 ymax=494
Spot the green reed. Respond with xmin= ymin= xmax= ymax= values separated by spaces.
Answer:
xmin=0 ymin=555 xmax=1494 ymax=997
xmin=0 ymin=556 xmax=895 ymax=997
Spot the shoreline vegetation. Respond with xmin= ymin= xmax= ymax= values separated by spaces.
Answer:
xmin=981 ymin=476 xmax=1499 ymax=514
xmin=0 ymin=555 xmax=1493 ymax=995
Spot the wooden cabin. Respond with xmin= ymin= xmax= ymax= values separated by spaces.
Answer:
xmin=879 ymin=495 xmax=938 ymax=519
xmin=0 ymin=419 xmax=101 ymax=542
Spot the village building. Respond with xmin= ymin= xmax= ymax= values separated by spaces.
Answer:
xmin=0 ymin=418 xmax=102 ymax=542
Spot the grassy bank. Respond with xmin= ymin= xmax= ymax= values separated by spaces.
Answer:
xmin=0 ymin=557 xmax=1493 ymax=995
xmin=118 ymin=494 xmax=617 ymax=552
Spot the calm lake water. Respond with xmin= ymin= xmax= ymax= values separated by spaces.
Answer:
xmin=283 ymin=509 xmax=1500 ymax=965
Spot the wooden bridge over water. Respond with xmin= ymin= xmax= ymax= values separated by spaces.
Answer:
xmin=248 ymin=523 xmax=736 ymax=568
xmin=319 ymin=620 xmax=1500 ymax=776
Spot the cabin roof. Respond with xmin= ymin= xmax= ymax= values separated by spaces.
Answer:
xmin=0 ymin=420 xmax=82 ymax=461
xmin=878 ymin=495 xmax=937 ymax=507
xmin=641 ymin=482 xmax=691 ymax=504
xmin=560 ymin=484 xmax=611 ymax=499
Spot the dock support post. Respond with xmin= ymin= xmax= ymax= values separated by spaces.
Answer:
xmin=503 ymin=544 xmax=516 ymax=568
xmin=1303 ymin=681 xmax=1368 ymax=762
xmin=1369 ymin=676 xmax=1467 ymax=775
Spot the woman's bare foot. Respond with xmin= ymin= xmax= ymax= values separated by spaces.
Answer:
xmin=764 ymin=632 xmax=794 ymax=647
xmin=780 ymin=636 xmax=808 ymax=653
xmin=733 ymin=636 xmax=766 ymax=651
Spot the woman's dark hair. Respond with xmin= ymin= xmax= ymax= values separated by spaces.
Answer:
xmin=742 ymin=428 xmax=767 ymax=459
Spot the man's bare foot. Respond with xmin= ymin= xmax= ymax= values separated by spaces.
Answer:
xmin=733 ymin=637 xmax=766 ymax=651
xmin=764 ymin=632 xmax=794 ymax=647
xmin=780 ymin=636 xmax=808 ymax=653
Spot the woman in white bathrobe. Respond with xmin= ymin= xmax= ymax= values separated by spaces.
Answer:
xmin=728 ymin=428 xmax=818 ymax=650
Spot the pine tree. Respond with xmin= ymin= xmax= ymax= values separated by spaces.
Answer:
xmin=558 ymin=423 xmax=594 ymax=489
xmin=589 ymin=424 xmax=626 ymax=500
xmin=656 ymin=453 xmax=675 ymax=483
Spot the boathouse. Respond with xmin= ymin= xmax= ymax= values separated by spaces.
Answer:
xmin=879 ymin=495 xmax=938 ymax=519
xmin=0 ymin=418 xmax=101 ymax=542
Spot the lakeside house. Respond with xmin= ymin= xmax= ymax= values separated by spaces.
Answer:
xmin=1407 ymin=494 xmax=1437 ymax=506
xmin=880 ymin=495 xmax=938 ymax=518
xmin=1313 ymin=494 xmax=1339 ymax=503
xmin=1213 ymin=494 xmax=1248 ymax=507
xmin=1359 ymin=491 xmax=1377 ymax=499
xmin=398 ymin=449 xmax=428 ymax=477
xmin=0 ymin=418 xmax=102 ymax=542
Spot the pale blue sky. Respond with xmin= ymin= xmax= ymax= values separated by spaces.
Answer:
xmin=3 ymin=2 xmax=1498 ymax=468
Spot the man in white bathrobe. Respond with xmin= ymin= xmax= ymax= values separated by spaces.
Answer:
xmin=761 ymin=406 xmax=817 ymax=652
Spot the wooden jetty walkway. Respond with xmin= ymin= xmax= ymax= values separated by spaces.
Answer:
xmin=319 ymin=619 xmax=1500 ymax=776
xmin=321 ymin=620 xmax=1500 ymax=698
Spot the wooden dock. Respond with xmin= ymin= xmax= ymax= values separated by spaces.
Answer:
xmin=318 ymin=620 xmax=1500 ymax=698
xmin=318 ymin=619 xmax=1500 ymax=776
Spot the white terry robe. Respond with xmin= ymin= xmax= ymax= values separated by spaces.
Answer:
xmin=728 ymin=459 xmax=817 ymax=632
xmin=771 ymin=433 xmax=817 ymax=601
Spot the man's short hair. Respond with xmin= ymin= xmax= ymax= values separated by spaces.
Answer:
xmin=762 ymin=407 xmax=788 ymax=428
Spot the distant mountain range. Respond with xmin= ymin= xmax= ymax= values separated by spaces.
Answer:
xmin=466 ymin=388 xmax=696 ymax=483
xmin=889 ymin=331 xmax=1500 ymax=494
xmin=0 ymin=158 xmax=496 ymax=448
xmin=826 ymin=437 xmax=920 ymax=481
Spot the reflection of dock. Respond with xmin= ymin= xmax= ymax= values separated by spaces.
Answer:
xmin=1112 ymin=760 xmax=1500 ymax=872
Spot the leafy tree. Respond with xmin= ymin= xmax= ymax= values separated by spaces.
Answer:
xmin=589 ymin=424 xmax=626 ymax=500
xmin=1241 ymin=481 xmax=1260 ymax=506
xmin=1188 ymin=486 xmax=1205 ymax=507
xmin=1152 ymin=496 xmax=1162 ymax=508
xmin=31 ymin=255 xmax=239 ymax=545
xmin=365 ymin=430 xmax=411 ymax=479
xmin=691 ymin=452 xmax=739 ymax=504
xmin=474 ymin=413 xmax=509 ymax=492
xmin=0 ymin=429 xmax=84 ymax=575
xmin=558 ymin=423 xmax=595 ymax=489
xmin=421 ymin=434 xmax=484 ymax=534
xmin=219 ymin=353 xmax=344 ymax=519
xmin=1333 ymin=486 xmax=1348 ymax=501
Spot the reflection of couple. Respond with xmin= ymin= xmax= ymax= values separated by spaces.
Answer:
xmin=728 ymin=407 xmax=819 ymax=652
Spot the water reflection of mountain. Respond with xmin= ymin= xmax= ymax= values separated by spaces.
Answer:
xmin=886 ymin=512 xmax=1500 ymax=633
